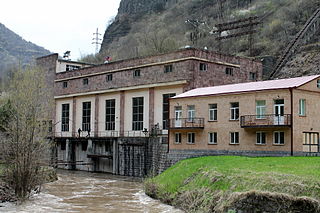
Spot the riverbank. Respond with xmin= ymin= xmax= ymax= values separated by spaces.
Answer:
xmin=145 ymin=156 xmax=320 ymax=212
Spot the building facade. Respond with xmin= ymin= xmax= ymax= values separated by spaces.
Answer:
xmin=38 ymin=48 xmax=262 ymax=176
xmin=168 ymin=75 xmax=320 ymax=161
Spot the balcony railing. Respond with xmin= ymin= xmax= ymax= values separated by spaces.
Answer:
xmin=240 ymin=114 xmax=292 ymax=128
xmin=168 ymin=118 xmax=204 ymax=129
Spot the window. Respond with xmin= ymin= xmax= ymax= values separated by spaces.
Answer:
xmin=317 ymin=80 xmax=320 ymax=88
xmin=230 ymin=102 xmax=239 ymax=120
xmin=200 ymin=63 xmax=207 ymax=71
xmin=61 ymin=141 xmax=66 ymax=150
xmin=162 ymin=93 xmax=176 ymax=129
xmin=249 ymin=72 xmax=256 ymax=80
xmin=256 ymin=132 xmax=266 ymax=145
xmin=132 ymin=97 xmax=144 ymax=130
xmin=187 ymin=132 xmax=195 ymax=144
xmin=133 ymin=69 xmax=141 ymax=77
xmin=226 ymin=67 xmax=233 ymax=76
xmin=230 ymin=132 xmax=239 ymax=144
xmin=299 ymin=99 xmax=306 ymax=116
xmin=208 ymin=132 xmax=217 ymax=144
xmin=187 ymin=105 xmax=195 ymax=122
xmin=82 ymin=102 xmax=91 ymax=131
xmin=164 ymin=65 xmax=173 ymax=73
xmin=62 ymin=81 xmax=68 ymax=88
xmin=256 ymin=100 xmax=266 ymax=119
xmin=105 ymin=99 xmax=115 ymax=130
xmin=209 ymin=104 xmax=217 ymax=121
xmin=106 ymin=74 xmax=113 ymax=82
xmin=83 ymin=78 xmax=89 ymax=85
xmin=61 ymin=104 xmax=70 ymax=132
xmin=274 ymin=131 xmax=285 ymax=145
xmin=82 ymin=141 xmax=88 ymax=151
xmin=66 ymin=65 xmax=80 ymax=71
xmin=175 ymin=133 xmax=182 ymax=144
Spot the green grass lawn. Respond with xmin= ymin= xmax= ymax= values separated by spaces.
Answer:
xmin=145 ymin=156 xmax=320 ymax=211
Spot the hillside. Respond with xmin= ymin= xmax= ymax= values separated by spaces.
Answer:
xmin=96 ymin=0 xmax=320 ymax=77
xmin=0 ymin=23 xmax=50 ymax=77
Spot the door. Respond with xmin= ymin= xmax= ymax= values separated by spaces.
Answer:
xmin=175 ymin=106 xmax=182 ymax=127
xmin=274 ymin=99 xmax=284 ymax=125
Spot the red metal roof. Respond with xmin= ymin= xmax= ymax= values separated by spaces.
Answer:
xmin=173 ymin=75 xmax=320 ymax=99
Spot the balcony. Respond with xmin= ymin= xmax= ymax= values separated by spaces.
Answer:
xmin=240 ymin=114 xmax=292 ymax=128
xmin=168 ymin=118 xmax=204 ymax=130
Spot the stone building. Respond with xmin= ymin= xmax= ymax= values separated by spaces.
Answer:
xmin=38 ymin=48 xmax=262 ymax=176
xmin=168 ymin=75 xmax=320 ymax=162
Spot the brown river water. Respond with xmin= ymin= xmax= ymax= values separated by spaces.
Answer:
xmin=1 ymin=170 xmax=183 ymax=213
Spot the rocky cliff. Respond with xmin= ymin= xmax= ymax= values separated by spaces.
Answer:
xmin=99 ymin=0 xmax=320 ymax=78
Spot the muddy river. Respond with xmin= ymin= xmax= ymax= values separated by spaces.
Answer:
xmin=1 ymin=170 xmax=182 ymax=213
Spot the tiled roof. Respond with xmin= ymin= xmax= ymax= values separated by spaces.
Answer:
xmin=173 ymin=75 xmax=320 ymax=99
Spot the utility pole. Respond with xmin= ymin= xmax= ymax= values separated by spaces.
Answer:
xmin=185 ymin=19 xmax=205 ymax=46
xmin=92 ymin=28 xmax=102 ymax=54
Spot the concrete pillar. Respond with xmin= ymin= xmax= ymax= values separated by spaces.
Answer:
xmin=149 ymin=87 xmax=155 ymax=131
xmin=65 ymin=139 xmax=72 ymax=169
xmin=94 ymin=95 xmax=99 ymax=137
xmin=120 ymin=91 xmax=125 ymax=137
xmin=113 ymin=139 xmax=118 ymax=174
xmin=72 ymin=97 xmax=77 ymax=137
xmin=87 ymin=139 xmax=94 ymax=172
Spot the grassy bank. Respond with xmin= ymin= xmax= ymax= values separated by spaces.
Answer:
xmin=145 ymin=156 xmax=320 ymax=212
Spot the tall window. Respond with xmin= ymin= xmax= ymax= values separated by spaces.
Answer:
xmin=299 ymin=99 xmax=306 ymax=116
xmin=230 ymin=102 xmax=239 ymax=120
xmin=132 ymin=97 xmax=144 ymax=130
xmin=256 ymin=132 xmax=266 ymax=145
xmin=175 ymin=133 xmax=181 ymax=144
xmin=187 ymin=105 xmax=195 ymax=121
xmin=162 ymin=93 xmax=176 ymax=129
xmin=61 ymin=104 xmax=70 ymax=132
xmin=208 ymin=132 xmax=217 ymax=144
xmin=230 ymin=132 xmax=239 ymax=144
xmin=209 ymin=104 xmax=217 ymax=121
xmin=274 ymin=131 xmax=285 ymax=145
xmin=200 ymin=63 xmax=207 ymax=71
xmin=187 ymin=132 xmax=195 ymax=144
xmin=82 ymin=102 xmax=91 ymax=131
xmin=105 ymin=99 xmax=115 ymax=130
xmin=256 ymin=100 xmax=266 ymax=119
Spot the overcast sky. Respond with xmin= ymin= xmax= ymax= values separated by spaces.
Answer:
xmin=1 ymin=0 xmax=121 ymax=60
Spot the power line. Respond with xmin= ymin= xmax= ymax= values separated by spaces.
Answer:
xmin=92 ymin=28 xmax=102 ymax=54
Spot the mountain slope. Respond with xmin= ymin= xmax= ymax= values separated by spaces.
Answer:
xmin=98 ymin=0 xmax=319 ymax=78
xmin=0 ymin=23 xmax=50 ymax=74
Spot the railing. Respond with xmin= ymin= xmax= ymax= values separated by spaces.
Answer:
xmin=168 ymin=118 xmax=205 ymax=129
xmin=303 ymin=143 xmax=320 ymax=153
xmin=240 ymin=114 xmax=291 ymax=128
xmin=53 ymin=130 xmax=150 ymax=138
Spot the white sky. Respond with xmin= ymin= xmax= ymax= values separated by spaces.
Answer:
xmin=0 ymin=0 xmax=121 ymax=60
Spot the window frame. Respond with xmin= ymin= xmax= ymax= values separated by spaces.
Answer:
xmin=105 ymin=99 xmax=116 ymax=131
xmin=133 ymin=69 xmax=141 ymax=77
xmin=256 ymin=131 xmax=266 ymax=145
xmin=162 ymin=93 xmax=176 ymax=129
xmin=187 ymin=132 xmax=195 ymax=144
xmin=62 ymin=81 xmax=68 ymax=88
xmin=317 ymin=79 xmax=320 ymax=88
xmin=83 ymin=78 xmax=89 ymax=85
xmin=299 ymin=99 xmax=306 ymax=116
xmin=209 ymin=104 xmax=217 ymax=121
xmin=187 ymin=105 xmax=195 ymax=122
xmin=199 ymin=63 xmax=207 ymax=71
xmin=230 ymin=102 xmax=239 ymax=120
xmin=164 ymin=64 xmax=173 ymax=73
xmin=106 ymin=74 xmax=113 ymax=82
xmin=256 ymin=100 xmax=266 ymax=119
xmin=249 ymin=72 xmax=256 ymax=80
xmin=230 ymin=132 xmax=239 ymax=144
xmin=175 ymin=133 xmax=182 ymax=144
xmin=82 ymin=102 xmax=91 ymax=131
xmin=61 ymin=103 xmax=70 ymax=132
xmin=274 ymin=131 xmax=285 ymax=145
xmin=208 ymin=132 xmax=217 ymax=144
xmin=132 ymin=97 xmax=144 ymax=131
xmin=226 ymin=67 xmax=234 ymax=76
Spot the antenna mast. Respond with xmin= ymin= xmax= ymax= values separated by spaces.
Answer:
xmin=92 ymin=28 xmax=102 ymax=54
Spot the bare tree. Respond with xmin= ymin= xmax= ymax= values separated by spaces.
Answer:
xmin=0 ymin=66 xmax=52 ymax=200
